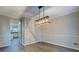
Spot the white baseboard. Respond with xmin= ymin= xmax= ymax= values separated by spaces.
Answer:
xmin=21 ymin=40 xmax=40 ymax=46
xmin=0 ymin=43 xmax=11 ymax=47
xmin=42 ymin=40 xmax=79 ymax=51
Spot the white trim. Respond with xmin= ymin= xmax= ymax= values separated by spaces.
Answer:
xmin=42 ymin=40 xmax=79 ymax=50
xmin=21 ymin=40 xmax=40 ymax=46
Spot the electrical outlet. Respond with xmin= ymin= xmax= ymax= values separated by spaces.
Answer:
xmin=74 ymin=43 xmax=79 ymax=45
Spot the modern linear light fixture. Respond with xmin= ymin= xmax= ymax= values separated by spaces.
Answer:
xmin=35 ymin=6 xmax=50 ymax=25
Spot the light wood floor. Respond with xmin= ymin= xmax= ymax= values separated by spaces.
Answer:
xmin=0 ymin=38 xmax=25 ymax=52
xmin=0 ymin=38 xmax=79 ymax=52
xmin=24 ymin=42 xmax=79 ymax=52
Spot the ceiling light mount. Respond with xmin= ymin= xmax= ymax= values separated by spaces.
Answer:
xmin=38 ymin=6 xmax=44 ymax=9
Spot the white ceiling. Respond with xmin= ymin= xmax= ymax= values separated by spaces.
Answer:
xmin=23 ymin=6 xmax=50 ymax=17
xmin=0 ymin=6 xmax=26 ymax=19
xmin=32 ymin=6 xmax=79 ymax=20
xmin=0 ymin=6 xmax=79 ymax=20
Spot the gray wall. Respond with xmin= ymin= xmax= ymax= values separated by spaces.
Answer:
xmin=41 ymin=12 xmax=79 ymax=50
xmin=0 ymin=15 xmax=11 ymax=47
xmin=23 ymin=7 xmax=79 ymax=50
xmin=22 ymin=17 xmax=42 ymax=45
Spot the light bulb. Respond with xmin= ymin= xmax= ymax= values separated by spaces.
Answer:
xmin=44 ymin=19 xmax=46 ymax=23
xmin=38 ymin=21 xmax=41 ymax=24
xmin=42 ymin=20 xmax=45 ymax=23
xmin=45 ymin=19 xmax=48 ymax=22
